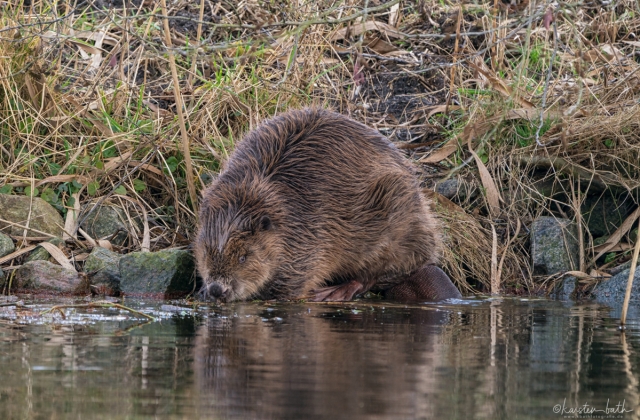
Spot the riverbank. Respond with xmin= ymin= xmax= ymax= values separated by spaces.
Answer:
xmin=1 ymin=1 xmax=639 ymax=301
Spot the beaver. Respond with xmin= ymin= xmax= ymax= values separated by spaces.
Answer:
xmin=194 ymin=108 xmax=462 ymax=302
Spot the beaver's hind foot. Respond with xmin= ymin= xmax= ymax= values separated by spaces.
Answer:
xmin=385 ymin=265 xmax=462 ymax=302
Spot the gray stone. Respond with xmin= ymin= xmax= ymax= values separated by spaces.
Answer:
xmin=435 ymin=178 xmax=478 ymax=201
xmin=581 ymin=193 xmax=634 ymax=238
xmin=79 ymin=203 xmax=140 ymax=247
xmin=25 ymin=237 xmax=64 ymax=262
xmin=435 ymin=179 xmax=459 ymax=199
xmin=0 ymin=194 xmax=64 ymax=236
xmin=119 ymin=249 xmax=196 ymax=297
xmin=592 ymin=267 xmax=640 ymax=318
xmin=552 ymin=276 xmax=577 ymax=300
xmin=85 ymin=246 xmax=122 ymax=296
xmin=531 ymin=216 xmax=579 ymax=275
xmin=8 ymin=261 xmax=84 ymax=293
xmin=0 ymin=232 xmax=14 ymax=257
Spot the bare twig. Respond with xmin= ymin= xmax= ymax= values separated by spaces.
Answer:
xmin=40 ymin=301 xmax=156 ymax=321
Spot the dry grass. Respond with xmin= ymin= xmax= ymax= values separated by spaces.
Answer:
xmin=1 ymin=0 xmax=640 ymax=296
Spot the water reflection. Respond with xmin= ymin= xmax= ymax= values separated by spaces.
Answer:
xmin=0 ymin=299 xmax=638 ymax=419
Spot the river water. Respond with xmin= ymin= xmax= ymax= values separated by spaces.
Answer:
xmin=0 ymin=297 xmax=638 ymax=419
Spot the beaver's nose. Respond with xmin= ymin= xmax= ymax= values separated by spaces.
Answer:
xmin=206 ymin=281 xmax=230 ymax=301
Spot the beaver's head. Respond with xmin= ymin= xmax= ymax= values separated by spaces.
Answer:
xmin=194 ymin=179 xmax=284 ymax=302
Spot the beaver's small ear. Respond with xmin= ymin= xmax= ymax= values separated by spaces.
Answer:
xmin=258 ymin=215 xmax=272 ymax=231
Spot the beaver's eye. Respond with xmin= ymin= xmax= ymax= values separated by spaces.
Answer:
xmin=239 ymin=255 xmax=246 ymax=264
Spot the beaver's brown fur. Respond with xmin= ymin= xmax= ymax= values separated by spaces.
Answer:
xmin=194 ymin=108 xmax=461 ymax=302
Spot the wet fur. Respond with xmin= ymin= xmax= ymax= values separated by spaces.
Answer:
xmin=194 ymin=108 xmax=442 ymax=301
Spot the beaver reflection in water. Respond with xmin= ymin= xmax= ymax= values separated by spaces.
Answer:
xmin=194 ymin=108 xmax=462 ymax=302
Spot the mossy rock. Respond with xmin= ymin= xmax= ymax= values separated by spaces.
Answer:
xmin=8 ymin=261 xmax=85 ymax=293
xmin=0 ymin=195 xmax=63 ymax=236
xmin=85 ymin=247 xmax=122 ymax=296
xmin=119 ymin=249 xmax=196 ymax=297
xmin=0 ymin=232 xmax=15 ymax=258
xmin=592 ymin=267 xmax=640 ymax=318
xmin=530 ymin=217 xmax=579 ymax=275
xmin=79 ymin=203 xmax=142 ymax=247
xmin=581 ymin=193 xmax=634 ymax=238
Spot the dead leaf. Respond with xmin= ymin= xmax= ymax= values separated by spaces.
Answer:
xmin=78 ymin=227 xmax=97 ymax=247
xmin=72 ymin=30 xmax=119 ymax=46
xmin=63 ymin=192 xmax=80 ymax=241
xmin=319 ymin=57 xmax=341 ymax=65
xmin=363 ymin=36 xmax=397 ymax=55
xmin=426 ymin=105 xmax=460 ymax=119
xmin=38 ymin=242 xmax=76 ymax=272
xmin=108 ymin=53 xmax=118 ymax=68
xmin=128 ymin=161 xmax=164 ymax=176
xmin=104 ymin=151 xmax=133 ymax=172
xmin=97 ymin=240 xmax=113 ymax=250
xmin=88 ymin=31 xmax=107 ymax=73
xmin=419 ymin=139 xmax=459 ymax=163
xmin=0 ymin=246 xmax=36 ymax=265
xmin=564 ymin=270 xmax=594 ymax=279
xmin=423 ymin=189 xmax=468 ymax=215
xmin=10 ymin=175 xmax=89 ymax=188
xmin=141 ymin=213 xmax=150 ymax=253
xmin=505 ymin=108 xmax=565 ymax=121
xmin=592 ymin=206 xmax=640 ymax=262
xmin=419 ymin=118 xmax=491 ymax=164
xmin=72 ymin=41 xmax=105 ymax=56
xmin=469 ymin=144 xmax=502 ymax=216
xmin=594 ymin=242 xmax=634 ymax=253
xmin=143 ymin=100 xmax=174 ymax=119
xmin=468 ymin=61 xmax=535 ymax=109
xmin=389 ymin=3 xmax=400 ymax=27
xmin=331 ymin=20 xmax=403 ymax=41
xmin=72 ymin=253 xmax=90 ymax=262
xmin=542 ymin=7 xmax=554 ymax=30
xmin=600 ymin=44 xmax=626 ymax=61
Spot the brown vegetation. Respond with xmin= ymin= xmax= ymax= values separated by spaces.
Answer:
xmin=1 ymin=0 xmax=640 ymax=296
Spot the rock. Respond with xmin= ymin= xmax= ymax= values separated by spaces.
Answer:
xmin=435 ymin=178 xmax=478 ymax=201
xmin=592 ymin=266 xmax=640 ymax=318
xmin=435 ymin=179 xmax=459 ymax=199
xmin=8 ymin=261 xmax=85 ymax=293
xmin=84 ymin=247 xmax=122 ymax=296
xmin=581 ymin=192 xmax=634 ymax=238
xmin=0 ymin=267 xmax=4 ymax=284
xmin=0 ymin=232 xmax=15 ymax=257
xmin=119 ymin=249 xmax=196 ymax=297
xmin=0 ymin=194 xmax=64 ymax=236
xmin=609 ymin=260 xmax=633 ymax=276
xmin=79 ymin=203 xmax=140 ymax=247
xmin=552 ymin=276 xmax=576 ymax=300
xmin=530 ymin=216 xmax=579 ymax=275
xmin=25 ymin=237 xmax=64 ymax=263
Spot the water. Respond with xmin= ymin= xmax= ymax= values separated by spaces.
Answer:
xmin=0 ymin=297 xmax=639 ymax=419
